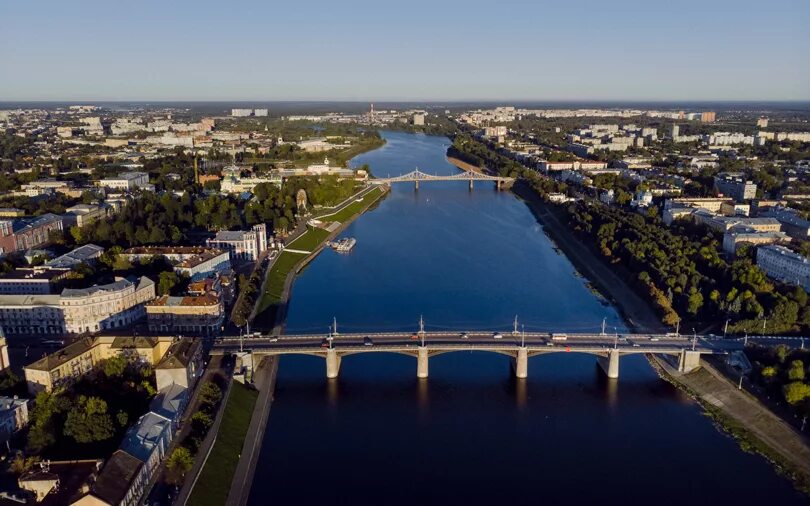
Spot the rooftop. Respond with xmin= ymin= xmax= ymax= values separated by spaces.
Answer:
xmin=86 ymin=450 xmax=143 ymax=505
xmin=45 ymin=243 xmax=104 ymax=270
xmin=156 ymin=339 xmax=202 ymax=370
xmin=25 ymin=337 xmax=96 ymax=372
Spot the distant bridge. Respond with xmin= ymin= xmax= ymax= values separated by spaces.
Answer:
xmin=212 ymin=331 xmax=731 ymax=380
xmin=370 ymin=169 xmax=515 ymax=190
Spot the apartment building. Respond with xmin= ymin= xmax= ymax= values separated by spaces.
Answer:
xmin=24 ymin=335 xmax=173 ymax=394
xmin=756 ymin=245 xmax=810 ymax=291
xmin=0 ymin=268 xmax=69 ymax=295
xmin=60 ymin=277 xmax=155 ymax=334
xmin=714 ymin=173 xmax=757 ymax=201
xmin=146 ymin=291 xmax=224 ymax=336
xmin=0 ymin=294 xmax=64 ymax=336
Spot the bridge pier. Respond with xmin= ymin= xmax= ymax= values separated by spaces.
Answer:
xmin=417 ymin=346 xmax=429 ymax=378
xmin=513 ymin=347 xmax=528 ymax=379
xmin=326 ymin=348 xmax=341 ymax=379
xmin=497 ymin=180 xmax=502 ymax=191
xmin=414 ymin=180 xmax=419 ymax=191
xmin=678 ymin=350 xmax=702 ymax=373
xmin=469 ymin=179 xmax=474 ymax=191
xmin=598 ymin=350 xmax=620 ymax=379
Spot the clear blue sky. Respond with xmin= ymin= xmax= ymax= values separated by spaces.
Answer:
xmin=1 ymin=0 xmax=808 ymax=101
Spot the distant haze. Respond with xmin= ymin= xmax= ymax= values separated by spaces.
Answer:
xmin=1 ymin=0 xmax=808 ymax=101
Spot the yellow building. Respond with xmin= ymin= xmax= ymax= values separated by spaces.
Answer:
xmin=24 ymin=335 xmax=173 ymax=395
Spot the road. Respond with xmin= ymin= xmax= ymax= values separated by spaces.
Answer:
xmin=212 ymin=331 xmax=728 ymax=355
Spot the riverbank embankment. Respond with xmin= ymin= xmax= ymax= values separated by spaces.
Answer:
xmin=650 ymin=355 xmax=810 ymax=493
xmin=447 ymin=156 xmax=485 ymax=174
xmin=252 ymin=184 xmax=389 ymax=332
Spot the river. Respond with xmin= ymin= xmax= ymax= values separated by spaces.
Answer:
xmin=247 ymin=131 xmax=807 ymax=505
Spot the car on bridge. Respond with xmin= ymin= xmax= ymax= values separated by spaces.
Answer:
xmin=410 ymin=333 xmax=419 ymax=340
xmin=493 ymin=332 xmax=503 ymax=339
xmin=460 ymin=332 xmax=469 ymax=339
xmin=364 ymin=336 xmax=374 ymax=346
xmin=321 ymin=338 xmax=330 ymax=348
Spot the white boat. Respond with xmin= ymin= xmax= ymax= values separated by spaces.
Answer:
xmin=329 ymin=237 xmax=357 ymax=253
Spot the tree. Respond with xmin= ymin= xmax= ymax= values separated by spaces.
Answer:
xmin=775 ymin=344 xmax=790 ymax=364
xmin=783 ymin=382 xmax=810 ymax=405
xmin=27 ymin=389 xmax=70 ymax=453
xmin=788 ymin=360 xmax=805 ymax=381
xmin=103 ymin=355 xmax=128 ymax=378
xmin=63 ymin=396 xmax=115 ymax=443
xmin=158 ymin=271 xmax=180 ymax=296
xmin=191 ymin=411 xmax=213 ymax=433
xmin=198 ymin=382 xmax=222 ymax=409
xmin=165 ymin=446 xmax=194 ymax=485
xmin=117 ymin=410 xmax=129 ymax=428
xmin=761 ymin=365 xmax=778 ymax=380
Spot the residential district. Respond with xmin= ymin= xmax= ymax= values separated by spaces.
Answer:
xmin=1 ymin=103 xmax=810 ymax=503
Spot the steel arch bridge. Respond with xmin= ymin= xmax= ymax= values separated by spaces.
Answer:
xmin=370 ymin=169 xmax=515 ymax=189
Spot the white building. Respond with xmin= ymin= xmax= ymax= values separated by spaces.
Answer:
xmin=0 ymin=294 xmax=64 ymax=335
xmin=99 ymin=172 xmax=150 ymax=192
xmin=206 ymin=224 xmax=268 ymax=261
xmin=60 ymin=276 xmax=155 ymax=334
xmin=231 ymin=108 xmax=253 ymax=117
xmin=756 ymin=245 xmax=810 ymax=291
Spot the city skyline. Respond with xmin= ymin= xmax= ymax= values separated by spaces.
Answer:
xmin=1 ymin=0 xmax=808 ymax=102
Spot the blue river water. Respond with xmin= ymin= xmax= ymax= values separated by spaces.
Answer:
xmin=247 ymin=131 xmax=808 ymax=505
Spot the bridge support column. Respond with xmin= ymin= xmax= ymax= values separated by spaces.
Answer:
xmin=469 ymin=179 xmax=474 ymax=191
xmin=417 ymin=346 xmax=429 ymax=379
xmin=414 ymin=180 xmax=419 ymax=191
xmin=326 ymin=348 xmax=341 ymax=379
xmin=598 ymin=350 xmax=620 ymax=379
xmin=678 ymin=350 xmax=702 ymax=373
xmin=514 ymin=347 xmax=528 ymax=379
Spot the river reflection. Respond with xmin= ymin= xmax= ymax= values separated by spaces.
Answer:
xmin=247 ymin=132 xmax=807 ymax=506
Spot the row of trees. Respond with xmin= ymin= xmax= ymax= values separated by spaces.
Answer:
xmin=566 ymin=201 xmax=810 ymax=333
xmin=165 ymin=380 xmax=223 ymax=485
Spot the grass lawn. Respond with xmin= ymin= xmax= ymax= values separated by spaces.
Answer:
xmin=187 ymin=382 xmax=259 ymax=506
xmin=254 ymin=186 xmax=386 ymax=321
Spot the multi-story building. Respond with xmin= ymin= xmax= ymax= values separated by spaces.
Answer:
xmin=0 ymin=208 xmax=24 ymax=218
xmin=146 ymin=291 xmax=224 ymax=336
xmin=72 ymin=450 xmax=146 ymax=506
xmin=714 ymin=173 xmax=757 ymax=201
xmin=722 ymin=227 xmax=788 ymax=254
xmin=413 ymin=113 xmax=425 ymax=126
xmin=60 ymin=276 xmax=155 ymax=334
xmin=24 ymin=335 xmax=174 ymax=394
xmin=0 ymin=396 xmax=29 ymax=444
xmin=756 ymin=245 xmax=810 ymax=291
xmin=98 ymin=172 xmax=150 ymax=192
xmin=62 ymin=203 xmax=114 ymax=229
xmin=761 ymin=206 xmax=810 ymax=240
xmin=701 ymin=111 xmax=716 ymax=122
xmin=154 ymin=339 xmax=203 ymax=391
xmin=0 ymin=214 xmax=64 ymax=254
xmin=0 ymin=294 xmax=64 ymax=336
xmin=231 ymin=108 xmax=253 ymax=117
xmin=206 ymin=224 xmax=267 ymax=261
xmin=0 ymin=268 xmax=69 ymax=295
